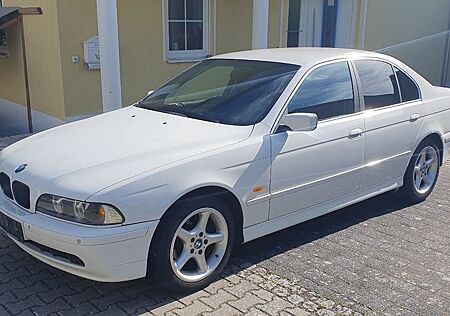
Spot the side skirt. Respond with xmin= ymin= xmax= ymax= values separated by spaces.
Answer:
xmin=242 ymin=178 xmax=402 ymax=243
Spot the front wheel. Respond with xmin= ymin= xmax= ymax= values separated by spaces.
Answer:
xmin=399 ymin=139 xmax=440 ymax=203
xmin=148 ymin=197 xmax=234 ymax=292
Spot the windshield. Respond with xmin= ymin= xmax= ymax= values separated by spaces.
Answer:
xmin=138 ymin=59 xmax=300 ymax=125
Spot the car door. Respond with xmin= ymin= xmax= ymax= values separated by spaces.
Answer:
xmin=269 ymin=60 xmax=365 ymax=219
xmin=352 ymin=59 xmax=424 ymax=189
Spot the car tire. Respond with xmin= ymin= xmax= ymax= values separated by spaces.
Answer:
xmin=399 ymin=139 xmax=441 ymax=203
xmin=148 ymin=196 xmax=235 ymax=293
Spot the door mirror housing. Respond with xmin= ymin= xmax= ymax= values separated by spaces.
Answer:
xmin=280 ymin=113 xmax=318 ymax=132
xmin=147 ymin=90 xmax=154 ymax=96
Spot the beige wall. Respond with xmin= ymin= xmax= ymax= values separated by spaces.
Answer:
xmin=216 ymin=0 xmax=253 ymax=54
xmin=364 ymin=0 xmax=450 ymax=50
xmin=57 ymin=0 xmax=102 ymax=117
xmin=268 ymin=0 xmax=283 ymax=48
xmin=1 ymin=0 xmax=65 ymax=119
xmin=364 ymin=0 xmax=450 ymax=85
xmin=117 ymin=0 xmax=195 ymax=106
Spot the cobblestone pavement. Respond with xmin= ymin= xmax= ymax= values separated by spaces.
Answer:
xmin=0 ymin=138 xmax=449 ymax=315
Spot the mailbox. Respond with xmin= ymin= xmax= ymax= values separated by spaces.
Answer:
xmin=83 ymin=35 xmax=100 ymax=70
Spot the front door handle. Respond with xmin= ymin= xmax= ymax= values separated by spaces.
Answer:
xmin=410 ymin=113 xmax=421 ymax=122
xmin=349 ymin=128 xmax=363 ymax=139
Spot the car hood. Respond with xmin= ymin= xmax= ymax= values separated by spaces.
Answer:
xmin=0 ymin=106 xmax=253 ymax=200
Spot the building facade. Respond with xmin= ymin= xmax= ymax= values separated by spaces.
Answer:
xmin=0 ymin=0 xmax=449 ymax=136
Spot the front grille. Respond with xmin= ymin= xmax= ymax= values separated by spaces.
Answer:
xmin=12 ymin=181 xmax=30 ymax=209
xmin=0 ymin=172 xmax=31 ymax=210
xmin=0 ymin=172 xmax=13 ymax=200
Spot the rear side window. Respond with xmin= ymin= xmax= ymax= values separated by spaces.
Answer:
xmin=288 ymin=61 xmax=355 ymax=120
xmin=355 ymin=60 xmax=400 ymax=110
xmin=394 ymin=67 xmax=420 ymax=102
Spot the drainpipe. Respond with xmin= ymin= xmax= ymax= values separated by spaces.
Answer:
xmin=252 ymin=0 xmax=269 ymax=49
xmin=96 ymin=0 xmax=122 ymax=112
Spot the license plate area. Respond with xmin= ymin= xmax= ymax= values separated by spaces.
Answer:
xmin=0 ymin=212 xmax=24 ymax=242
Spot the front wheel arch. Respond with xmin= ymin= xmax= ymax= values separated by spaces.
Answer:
xmin=146 ymin=186 xmax=244 ymax=275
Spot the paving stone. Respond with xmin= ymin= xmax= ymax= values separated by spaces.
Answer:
xmin=61 ymin=301 xmax=100 ymax=316
xmin=243 ymin=308 xmax=269 ymax=316
xmin=5 ymin=295 xmax=46 ymax=315
xmin=64 ymin=287 xmax=104 ymax=306
xmin=31 ymin=298 xmax=72 ymax=315
xmin=229 ymin=292 xmax=265 ymax=312
xmin=173 ymin=300 xmax=212 ymax=315
xmin=94 ymin=304 xmax=126 ymax=315
xmin=0 ymin=291 xmax=17 ymax=305
xmin=249 ymin=288 xmax=274 ymax=302
xmin=203 ymin=303 xmax=242 ymax=316
xmin=200 ymin=289 xmax=237 ymax=309
xmin=256 ymin=296 xmax=294 ymax=314
xmin=204 ymin=278 xmax=232 ymax=295
xmin=177 ymin=290 xmax=209 ymax=305
xmin=0 ymin=305 xmax=10 ymax=316
xmin=117 ymin=294 xmax=157 ymax=314
xmin=286 ymin=307 xmax=311 ymax=316
xmin=150 ymin=300 xmax=185 ymax=316
xmin=224 ymin=280 xmax=259 ymax=297
xmin=287 ymin=294 xmax=305 ymax=305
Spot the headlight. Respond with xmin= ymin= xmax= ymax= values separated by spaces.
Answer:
xmin=36 ymin=194 xmax=124 ymax=225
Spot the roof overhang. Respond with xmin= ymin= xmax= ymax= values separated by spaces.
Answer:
xmin=0 ymin=7 xmax=20 ymax=28
xmin=0 ymin=7 xmax=42 ymax=29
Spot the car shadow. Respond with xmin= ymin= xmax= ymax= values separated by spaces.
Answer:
xmin=232 ymin=191 xmax=416 ymax=263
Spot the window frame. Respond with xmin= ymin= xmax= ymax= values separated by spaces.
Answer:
xmin=273 ymin=58 xmax=361 ymax=133
xmin=350 ymin=57 xmax=422 ymax=112
xmin=164 ymin=0 xmax=209 ymax=63
xmin=393 ymin=66 xmax=421 ymax=103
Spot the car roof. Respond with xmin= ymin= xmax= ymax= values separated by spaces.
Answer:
xmin=211 ymin=47 xmax=387 ymax=66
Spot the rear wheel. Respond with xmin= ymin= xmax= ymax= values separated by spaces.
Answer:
xmin=400 ymin=139 xmax=440 ymax=203
xmin=148 ymin=197 xmax=234 ymax=292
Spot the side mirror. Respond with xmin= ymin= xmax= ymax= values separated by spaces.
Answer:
xmin=147 ymin=90 xmax=154 ymax=96
xmin=280 ymin=113 xmax=318 ymax=132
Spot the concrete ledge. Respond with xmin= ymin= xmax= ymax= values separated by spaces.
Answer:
xmin=0 ymin=134 xmax=30 ymax=151
xmin=0 ymin=97 xmax=63 ymax=137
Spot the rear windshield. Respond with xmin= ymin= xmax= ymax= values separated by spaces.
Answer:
xmin=138 ymin=59 xmax=300 ymax=126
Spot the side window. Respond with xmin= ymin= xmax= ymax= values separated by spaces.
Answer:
xmin=288 ymin=61 xmax=355 ymax=120
xmin=394 ymin=67 xmax=420 ymax=102
xmin=354 ymin=60 xmax=400 ymax=110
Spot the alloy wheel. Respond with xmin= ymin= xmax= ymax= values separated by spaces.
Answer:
xmin=169 ymin=207 xmax=228 ymax=283
xmin=413 ymin=146 xmax=439 ymax=195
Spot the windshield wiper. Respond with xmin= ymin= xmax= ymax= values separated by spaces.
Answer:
xmin=137 ymin=102 xmax=218 ymax=123
xmin=141 ymin=106 xmax=188 ymax=118
xmin=160 ymin=110 xmax=187 ymax=118
xmin=184 ymin=112 xmax=220 ymax=123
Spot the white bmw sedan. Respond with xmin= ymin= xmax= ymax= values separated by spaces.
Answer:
xmin=0 ymin=48 xmax=449 ymax=291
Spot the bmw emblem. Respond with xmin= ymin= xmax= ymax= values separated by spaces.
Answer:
xmin=15 ymin=164 xmax=28 ymax=174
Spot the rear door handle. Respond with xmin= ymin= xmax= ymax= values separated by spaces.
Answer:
xmin=410 ymin=113 xmax=421 ymax=122
xmin=349 ymin=128 xmax=363 ymax=138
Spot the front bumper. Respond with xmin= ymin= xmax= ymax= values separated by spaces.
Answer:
xmin=0 ymin=194 xmax=159 ymax=282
